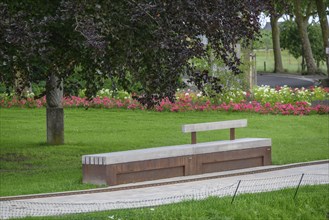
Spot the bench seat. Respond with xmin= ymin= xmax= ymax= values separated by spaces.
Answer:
xmin=82 ymin=138 xmax=271 ymax=185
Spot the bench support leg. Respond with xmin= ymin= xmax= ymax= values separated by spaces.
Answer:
xmin=230 ymin=128 xmax=235 ymax=140
xmin=191 ymin=132 xmax=197 ymax=144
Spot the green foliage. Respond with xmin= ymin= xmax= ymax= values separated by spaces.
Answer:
xmin=253 ymin=30 xmax=273 ymax=50
xmin=308 ymin=23 xmax=326 ymax=66
xmin=280 ymin=20 xmax=302 ymax=60
xmin=280 ymin=21 xmax=326 ymax=67
xmin=63 ymin=65 xmax=86 ymax=97
xmin=0 ymin=91 xmax=12 ymax=101
xmin=189 ymin=47 xmax=247 ymax=103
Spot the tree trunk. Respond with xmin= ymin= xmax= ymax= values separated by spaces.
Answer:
xmin=270 ymin=15 xmax=284 ymax=73
xmin=293 ymin=0 xmax=318 ymax=75
xmin=46 ymin=74 xmax=64 ymax=145
xmin=242 ymin=43 xmax=253 ymax=91
xmin=315 ymin=0 xmax=329 ymax=76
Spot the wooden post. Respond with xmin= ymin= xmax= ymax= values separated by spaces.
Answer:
xmin=230 ymin=128 xmax=235 ymax=140
xmin=264 ymin=61 xmax=266 ymax=72
xmin=249 ymin=53 xmax=257 ymax=90
xmin=46 ymin=74 xmax=64 ymax=145
xmin=191 ymin=132 xmax=197 ymax=144
xmin=326 ymin=42 xmax=329 ymax=79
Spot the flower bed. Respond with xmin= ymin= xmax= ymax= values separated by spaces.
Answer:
xmin=252 ymin=86 xmax=329 ymax=105
xmin=155 ymin=96 xmax=328 ymax=115
xmin=1 ymin=86 xmax=329 ymax=115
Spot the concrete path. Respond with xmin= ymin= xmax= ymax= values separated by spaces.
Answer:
xmin=1 ymin=161 xmax=328 ymax=219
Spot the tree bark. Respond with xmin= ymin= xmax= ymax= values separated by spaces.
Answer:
xmin=270 ymin=14 xmax=284 ymax=73
xmin=46 ymin=74 xmax=64 ymax=145
xmin=315 ymin=0 xmax=329 ymax=76
xmin=293 ymin=0 xmax=318 ymax=75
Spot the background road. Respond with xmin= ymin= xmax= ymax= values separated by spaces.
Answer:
xmin=257 ymin=73 xmax=327 ymax=88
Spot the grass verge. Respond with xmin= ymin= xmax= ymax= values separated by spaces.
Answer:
xmin=15 ymin=184 xmax=329 ymax=220
xmin=0 ymin=108 xmax=328 ymax=196
xmin=255 ymin=49 xmax=327 ymax=74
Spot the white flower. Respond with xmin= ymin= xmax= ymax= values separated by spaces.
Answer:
xmin=185 ymin=93 xmax=189 ymax=96
xmin=26 ymin=92 xmax=35 ymax=98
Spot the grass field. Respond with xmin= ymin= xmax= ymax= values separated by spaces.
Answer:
xmin=0 ymin=108 xmax=328 ymax=196
xmin=255 ymin=49 xmax=327 ymax=74
xmin=15 ymin=184 xmax=329 ymax=220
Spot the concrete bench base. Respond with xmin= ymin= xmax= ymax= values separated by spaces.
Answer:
xmin=82 ymin=138 xmax=271 ymax=186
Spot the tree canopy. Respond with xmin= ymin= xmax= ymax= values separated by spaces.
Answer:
xmin=1 ymin=0 xmax=270 ymax=107
xmin=280 ymin=20 xmax=326 ymax=69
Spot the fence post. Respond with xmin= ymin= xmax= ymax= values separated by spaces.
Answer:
xmin=264 ymin=61 xmax=266 ymax=72
xmin=231 ymin=180 xmax=241 ymax=204
xmin=294 ymin=173 xmax=304 ymax=200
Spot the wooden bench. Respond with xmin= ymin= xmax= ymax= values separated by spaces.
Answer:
xmin=82 ymin=119 xmax=271 ymax=186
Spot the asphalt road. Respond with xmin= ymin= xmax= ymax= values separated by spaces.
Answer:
xmin=257 ymin=74 xmax=314 ymax=88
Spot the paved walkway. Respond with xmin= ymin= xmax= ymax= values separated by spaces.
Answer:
xmin=1 ymin=161 xmax=328 ymax=219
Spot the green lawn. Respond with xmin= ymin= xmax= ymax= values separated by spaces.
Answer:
xmin=255 ymin=49 xmax=327 ymax=74
xmin=15 ymin=184 xmax=329 ymax=220
xmin=0 ymin=108 xmax=328 ymax=196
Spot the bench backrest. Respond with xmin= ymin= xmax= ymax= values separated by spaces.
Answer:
xmin=182 ymin=119 xmax=247 ymax=133
xmin=182 ymin=119 xmax=247 ymax=144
